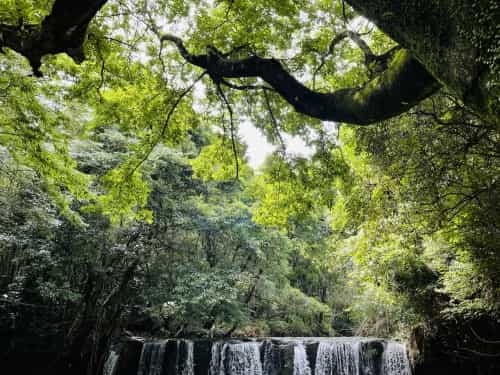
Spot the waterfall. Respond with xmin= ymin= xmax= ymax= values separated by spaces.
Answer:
xmin=137 ymin=341 xmax=167 ymax=375
xmin=175 ymin=340 xmax=195 ymax=375
xmin=113 ymin=337 xmax=413 ymax=375
xmin=103 ymin=350 xmax=119 ymax=375
xmin=209 ymin=342 xmax=224 ymax=375
xmin=293 ymin=342 xmax=311 ymax=375
xmin=381 ymin=342 xmax=411 ymax=375
xmin=229 ymin=342 xmax=263 ymax=375
xmin=215 ymin=342 xmax=263 ymax=375
xmin=315 ymin=340 xmax=360 ymax=375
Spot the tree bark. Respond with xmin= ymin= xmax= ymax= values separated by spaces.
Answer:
xmin=163 ymin=34 xmax=440 ymax=125
xmin=345 ymin=0 xmax=499 ymax=122
xmin=0 ymin=0 xmax=107 ymax=75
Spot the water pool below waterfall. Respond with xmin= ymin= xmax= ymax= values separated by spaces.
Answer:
xmin=105 ymin=337 xmax=411 ymax=375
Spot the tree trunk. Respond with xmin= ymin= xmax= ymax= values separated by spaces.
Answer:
xmin=346 ymin=0 xmax=499 ymax=122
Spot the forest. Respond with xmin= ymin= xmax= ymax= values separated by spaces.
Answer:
xmin=0 ymin=1 xmax=498 ymax=375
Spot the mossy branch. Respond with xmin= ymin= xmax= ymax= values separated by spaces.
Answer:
xmin=162 ymin=34 xmax=440 ymax=125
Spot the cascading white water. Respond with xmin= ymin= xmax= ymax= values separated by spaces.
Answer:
xmin=181 ymin=340 xmax=195 ymax=375
xmin=113 ymin=337 xmax=414 ymax=375
xmin=381 ymin=342 xmax=412 ymax=375
xmin=315 ymin=340 xmax=360 ymax=375
xmin=103 ymin=350 xmax=119 ymax=375
xmin=209 ymin=342 xmax=224 ymax=375
xmin=293 ymin=342 xmax=311 ymax=375
xmin=137 ymin=341 xmax=167 ymax=375
xmin=221 ymin=342 xmax=263 ymax=375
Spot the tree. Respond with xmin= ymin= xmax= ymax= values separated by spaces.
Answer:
xmin=1 ymin=0 xmax=498 ymax=124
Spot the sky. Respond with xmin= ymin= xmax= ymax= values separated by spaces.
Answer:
xmin=192 ymin=82 xmax=315 ymax=170
xmin=238 ymin=120 xmax=314 ymax=170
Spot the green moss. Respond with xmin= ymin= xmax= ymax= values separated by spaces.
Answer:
xmin=348 ymin=0 xmax=498 ymax=120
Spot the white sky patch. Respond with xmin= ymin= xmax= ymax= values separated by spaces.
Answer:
xmin=282 ymin=134 xmax=315 ymax=159
xmin=239 ymin=120 xmax=315 ymax=170
xmin=239 ymin=120 xmax=276 ymax=169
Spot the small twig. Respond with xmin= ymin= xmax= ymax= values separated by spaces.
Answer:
xmin=157 ymin=38 xmax=168 ymax=76
xmin=100 ymin=35 xmax=136 ymax=49
xmin=128 ymin=72 xmax=207 ymax=175
xmin=456 ymin=347 xmax=500 ymax=357
xmin=160 ymin=34 xmax=194 ymax=63
xmin=313 ymin=32 xmax=347 ymax=89
xmin=346 ymin=30 xmax=376 ymax=63
xmin=97 ymin=56 xmax=105 ymax=93
xmin=210 ymin=0 xmax=235 ymax=33
xmin=263 ymin=90 xmax=286 ymax=153
xmin=216 ymin=83 xmax=239 ymax=180
xmin=341 ymin=0 xmax=348 ymax=27
xmin=312 ymin=28 xmax=397 ymax=88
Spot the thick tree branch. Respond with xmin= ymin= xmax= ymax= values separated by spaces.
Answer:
xmin=344 ymin=0 xmax=499 ymax=121
xmin=313 ymin=30 xmax=400 ymax=88
xmin=0 ymin=0 xmax=108 ymax=75
xmin=162 ymin=34 xmax=440 ymax=125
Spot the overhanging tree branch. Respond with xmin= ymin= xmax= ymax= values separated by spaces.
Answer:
xmin=1 ymin=0 xmax=494 ymax=121
xmin=0 ymin=1 xmax=444 ymax=125
xmin=161 ymin=34 xmax=440 ymax=125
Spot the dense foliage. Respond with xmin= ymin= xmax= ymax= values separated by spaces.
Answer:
xmin=0 ymin=1 xmax=498 ymax=374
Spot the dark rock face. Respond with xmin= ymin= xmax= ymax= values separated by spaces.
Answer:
xmin=262 ymin=340 xmax=295 ymax=375
xmin=164 ymin=340 xmax=179 ymax=375
xmin=114 ymin=338 xmax=143 ymax=375
xmin=193 ymin=340 xmax=212 ymax=375
xmin=359 ymin=341 xmax=384 ymax=375
xmin=304 ymin=342 xmax=318 ymax=375
xmin=0 ymin=301 xmax=68 ymax=375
